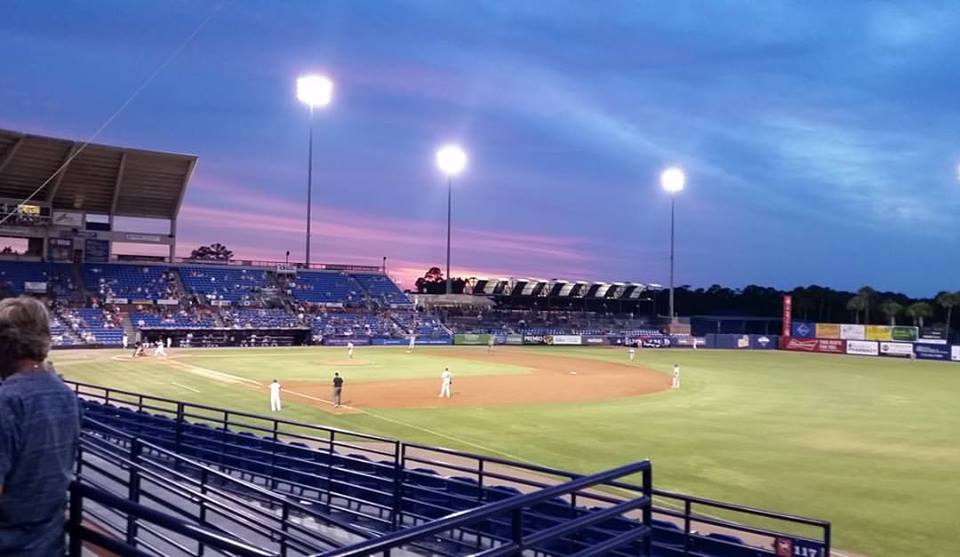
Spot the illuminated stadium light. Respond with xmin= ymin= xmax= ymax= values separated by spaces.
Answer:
xmin=436 ymin=144 xmax=468 ymax=176
xmin=660 ymin=166 xmax=686 ymax=193
xmin=296 ymin=74 xmax=334 ymax=108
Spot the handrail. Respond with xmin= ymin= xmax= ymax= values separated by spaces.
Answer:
xmin=81 ymin=417 xmax=377 ymax=540
xmin=69 ymin=482 xmax=278 ymax=557
xmin=312 ymin=460 xmax=652 ymax=557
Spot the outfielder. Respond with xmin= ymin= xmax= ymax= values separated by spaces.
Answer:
xmin=347 ymin=341 xmax=354 ymax=360
xmin=269 ymin=379 xmax=282 ymax=412
xmin=628 ymin=347 xmax=636 ymax=362
xmin=438 ymin=367 xmax=452 ymax=398
xmin=672 ymin=364 xmax=681 ymax=389
xmin=407 ymin=334 xmax=416 ymax=353
xmin=487 ymin=335 xmax=495 ymax=354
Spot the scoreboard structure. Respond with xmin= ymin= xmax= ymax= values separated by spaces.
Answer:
xmin=0 ymin=128 xmax=196 ymax=263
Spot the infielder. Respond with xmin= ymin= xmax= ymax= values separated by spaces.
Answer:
xmin=438 ymin=367 xmax=452 ymax=398
xmin=166 ymin=337 xmax=172 ymax=348
xmin=487 ymin=335 xmax=495 ymax=354
xmin=332 ymin=372 xmax=344 ymax=407
xmin=628 ymin=347 xmax=636 ymax=362
xmin=407 ymin=334 xmax=416 ymax=353
xmin=269 ymin=379 xmax=282 ymax=412
xmin=347 ymin=341 xmax=354 ymax=360
xmin=154 ymin=340 xmax=167 ymax=358
xmin=672 ymin=364 xmax=681 ymax=389
xmin=122 ymin=333 xmax=128 ymax=350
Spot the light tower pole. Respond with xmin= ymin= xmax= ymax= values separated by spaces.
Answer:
xmin=296 ymin=74 xmax=334 ymax=267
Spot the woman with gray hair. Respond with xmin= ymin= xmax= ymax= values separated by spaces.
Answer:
xmin=0 ymin=296 xmax=80 ymax=556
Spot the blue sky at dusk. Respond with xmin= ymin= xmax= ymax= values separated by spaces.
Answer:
xmin=2 ymin=1 xmax=959 ymax=295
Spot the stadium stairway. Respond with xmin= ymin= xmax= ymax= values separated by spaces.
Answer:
xmin=68 ymin=381 xmax=831 ymax=557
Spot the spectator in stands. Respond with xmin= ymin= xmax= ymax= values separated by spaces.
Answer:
xmin=0 ymin=296 xmax=80 ymax=556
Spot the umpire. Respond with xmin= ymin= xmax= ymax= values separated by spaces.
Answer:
xmin=332 ymin=372 xmax=343 ymax=408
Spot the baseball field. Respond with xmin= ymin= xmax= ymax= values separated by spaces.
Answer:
xmin=54 ymin=345 xmax=959 ymax=557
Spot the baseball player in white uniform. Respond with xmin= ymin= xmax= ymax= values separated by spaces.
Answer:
xmin=154 ymin=340 xmax=167 ymax=358
xmin=122 ymin=333 xmax=128 ymax=350
xmin=672 ymin=364 xmax=681 ymax=389
xmin=269 ymin=379 xmax=282 ymax=411
xmin=347 ymin=341 xmax=354 ymax=360
xmin=407 ymin=334 xmax=416 ymax=353
xmin=166 ymin=337 xmax=172 ymax=348
xmin=439 ymin=367 xmax=452 ymax=398
xmin=628 ymin=347 xmax=636 ymax=362
xmin=487 ymin=335 xmax=495 ymax=354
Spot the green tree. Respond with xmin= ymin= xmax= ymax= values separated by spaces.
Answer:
xmin=857 ymin=286 xmax=876 ymax=324
xmin=189 ymin=242 xmax=233 ymax=261
xmin=879 ymin=299 xmax=903 ymax=326
xmin=905 ymin=302 xmax=934 ymax=328
xmin=935 ymin=291 xmax=960 ymax=339
xmin=846 ymin=295 xmax=866 ymax=324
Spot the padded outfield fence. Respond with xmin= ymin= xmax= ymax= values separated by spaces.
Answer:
xmin=67 ymin=380 xmax=831 ymax=556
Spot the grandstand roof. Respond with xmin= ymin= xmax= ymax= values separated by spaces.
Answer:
xmin=0 ymin=128 xmax=196 ymax=220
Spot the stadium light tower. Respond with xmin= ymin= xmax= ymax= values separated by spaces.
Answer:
xmin=296 ymin=74 xmax=334 ymax=267
xmin=660 ymin=166 xmax=685 ymax=324
xmin=435 ymin=144 xmax=468 ymax=294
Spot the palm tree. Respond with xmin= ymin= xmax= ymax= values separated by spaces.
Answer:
xmin=879 ymin=299 xmax=903 ymax=326
xmin=906 ymin=302 xmax=934 ymax=328
xmin=846 ymin=295 xmax=866 ymax=324
xmin=935 ymin=291 xmax=960 ymax=339
xmin=857 ymin=286 xmax=876 ymax=324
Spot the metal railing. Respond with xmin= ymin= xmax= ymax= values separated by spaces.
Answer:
xmin=68 ymin=380 xmax=831 ymax=556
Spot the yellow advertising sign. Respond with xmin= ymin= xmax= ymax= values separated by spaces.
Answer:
xmin=865 ymin=325 xmax=892 ymax=341
xmin=815 ymin=323 xmax=841 ymax=339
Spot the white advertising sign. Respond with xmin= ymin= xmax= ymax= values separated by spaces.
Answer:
xmin=840 ymin=324 xmax=865 ymax=340
xmin=846 ymin=340 xmax=879 ymax=356
xmin=879 ymin=342 xmax=914 ymax=357
xmin=952 ymin=346 xmax=960 ymax=362
xmin=24 ymin=281 xmax=47 ymax=293
xmin=547 ymin=335 xmax=582 ymax=345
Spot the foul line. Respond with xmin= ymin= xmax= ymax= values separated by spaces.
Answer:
xmin=282 ymin=389 xmax=535 ymax=464
xmin=171 ymin=382 xmax=200 ymax=393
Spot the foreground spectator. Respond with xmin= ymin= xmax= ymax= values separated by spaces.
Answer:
xmin=0 ymin=296 xmax=81 ymax=556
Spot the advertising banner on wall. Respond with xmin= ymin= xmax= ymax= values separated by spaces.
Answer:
xmin=324 ymin=337 xmax=372 ymax=346
xmin=639 ymin=336 xmax=673 ymax=348
xmin=454 ymin=333 xmax=492 ymax=345
xmin=865 ymin=325 xmax=893 ymax=341
xmin=750 ymin=335 xmax=778 ymax=349
xmin=815 ymin=323 xmax=841 ymax=339
xmin=914 ymin=343 xmax=951 ymax=361
xmin=581 ymin=335 xmax=608 ymax=346
xmin=782 ymin=295 xmax=792 ymax=337
xmin=782 ymin=338 xmax=845 ymax=353
xmin=891 ymin=326 xmax=918 ymax=342
xmin=523 ymin=335 xmax=546 ymax=345
xmin=952 ymin=346 xmax=960 ymax=362
xmin=791 ymin=321 xmax=815 ymax=339
xmin=24 ymin=281 xmax=47 ymax=294
xmin=840 ymin=324 xmax=865 ymax=340
xmin=505 ymin=334 xmax=524 ymax=345
xmin=919 ymin=327 xmax=945 ymax=341
xmin=416 ymin=337 xmax=454 ymax=345
xmin=846 ymin=340 xmax=879 ymax=356
xmin=879 ymin=342 xmax=914 ymax=357
xmin=545 ymin=335 xmax=582 ymax=345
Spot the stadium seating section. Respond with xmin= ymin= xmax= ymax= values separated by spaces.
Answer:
xmin=179 ymin=266 xmax=269 ymax=304
xmin=285 ymin=271 xmax=363 ymax=304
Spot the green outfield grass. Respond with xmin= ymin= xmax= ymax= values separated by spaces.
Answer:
xmin=54 ymin=346 xmax=960 ymax=557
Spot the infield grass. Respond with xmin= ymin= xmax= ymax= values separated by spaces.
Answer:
xmin=54 ymin=346 xmax=960 ymax=557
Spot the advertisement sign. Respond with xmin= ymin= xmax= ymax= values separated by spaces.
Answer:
xmin=782 ymin=338 xmax=818 ymax=351
xmin=581 ymin=335 xmax=607 ymax=345
xmin=157 ymin=298 xmax=179 ymax=306
xmin=370 ymin=338 xmax=407 ymax=346
xmin=782 ymin=295 xmax=792 ymax=337
xmin=919 ymin=327 xmax=945 ymax=341
xmin=324 ymin=337 xmax=371 ymax=347
xmin=416 ymin=337 xmax=454 ymax=345
xmin=750 ymin=335 xmax=778 ymax=350
xmin=546 ymin=335 xmax=582 ymax=346
xmin=505 ymin=334 xmax=524 ymax=345
xmin=791 ymin=321 xmax=815 ymax=339
xmin=523 ymin=335 xmax=546 ymax=345
xmin=846 ymin=340 xmax=879 ymax=356
xmin=52 ymin=211 xmax=84 ymax=227
xmin=840 ymin=324 xmax=865 ymax=340
xmin=24 ymin=281 xmax=47 ymax=293
xmin=815 ymin=323 xmax=841 ymax=339
xmin=639 ymin=336 xmax=672 ymax=348
xmin=782 ymin=338 xmax=845 ymax=353
xmin=454 ymin=333 xmax=491 ymax=346
xmin=865 ymin=325 xmax=892 ymax=341
xmin=105 ymin=297 xmax=128 ymax=305
xmin=879 ymin=342 xmax=914 ymax=358
xmin=914 ymin=343 xmax=951 ymax=361
xmin=891 ymin=326 xmax=918 ymax=342
xmin=123 ymin=233 xmax=163 ymax=243
xmin=952 ymin=346 xmax=960 ymax=362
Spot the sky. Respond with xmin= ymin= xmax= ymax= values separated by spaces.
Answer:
xmin=2 ymin=1 xmax=959 ymax=295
